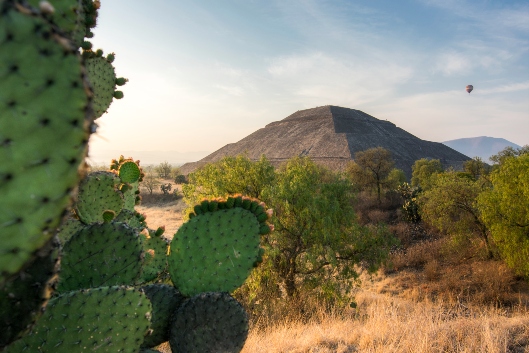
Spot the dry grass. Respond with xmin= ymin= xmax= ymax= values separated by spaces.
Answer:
xmin=139 ymin=203 xmax=529 ymax=353
xmin=136 ymin=184 xmax=186 ymax=239
xmin=242 ymin=289 xmax=529 ymax=353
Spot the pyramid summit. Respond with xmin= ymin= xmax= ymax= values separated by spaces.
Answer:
xmin=180 ymin=105 xmax=470 ymax=177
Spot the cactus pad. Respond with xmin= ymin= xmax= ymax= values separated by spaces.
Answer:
xmin=4 ymin=286 xmax=152 ymax=353
xmin=168 ymin=207 xmax=261 ymax=296
xmin=169 ymin=292 xmax=249 ymax=353
xmin=139 ymin=229 xmax=169 ymax=283
xmin=119 ymin=160 xmax=141 ymax=183
xmin=115 ymin=209 xmax=147 ymax=231
xmin=0 ymin=237 xmax=59 ymax=349
xmin=58 ymin=222 xmax=143 ymax=292
xmin=84 ymin=52 xmax=123 ymax=118
xmin=75 ymin=171 xmax=124 ymax=224
xmin=140 ymin=284 xmax=185 ymax=348
xmin=0 ymin=5 xmax=92 ymax=282
xmin=56 ymin=217 xmax=84 ymax=245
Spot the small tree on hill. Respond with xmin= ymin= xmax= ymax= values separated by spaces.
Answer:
xmin=347 ymin=147 xmax=395 ymax=204
xmin=411 ymin=158 xmax=443 ymax=191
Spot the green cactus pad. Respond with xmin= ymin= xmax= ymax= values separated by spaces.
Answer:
xmin=168 ymin=207 xmax=261 ymax=296
xmin=27 ymin=0 xmax=88 ymax=47
xmin=75 ymin=171 xmax=124 ymax=224
xmin=140 ymin=284 xmax=185 ymax=348
xmin=123 ymin=180 xmax=141 ymax=210
xmin=119 ymin=160 xmax=141 ymax=183
xmin=0 ymin=5 xmax=92 ymax=283
xmin=58 ymin=222 xmax=143 ymax=292
xmin=56 ymin=217 xmax=84 ymax=245
xmin=0 ymin=237 xmax=59 ymax=349
xmin=139 ymin=230 xmax=169 ymax=283
xmin=115 ymin=209 xmax=147 ymax=231
xmin=4 ymin=286 xmax=152 ymax=353
xmin=84 ymin=53 xmax=122 ymax=119
xmin=169 ymin=292 xmax=249 ymax=353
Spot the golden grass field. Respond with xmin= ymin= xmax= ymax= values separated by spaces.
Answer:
xmin=140 ymin=193 xmax=529 ymax=353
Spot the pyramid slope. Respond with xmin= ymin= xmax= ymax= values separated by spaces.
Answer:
xmin=180 ymin=106 xmax=470 ymax=177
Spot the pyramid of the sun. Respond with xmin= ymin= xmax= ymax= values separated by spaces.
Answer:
xmin=180 ymin=105 xmax=470 ymax=177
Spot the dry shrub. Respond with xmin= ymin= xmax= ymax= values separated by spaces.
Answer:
xmin=389 ymin=222 xmax=413 ymax=245
xmin=366 ymin=209 xmax=390 ymax=224
xmin=424 ymin=259 xmax=441 ymax=281
xmin=389 ymin=239 xmax=443 ymax=271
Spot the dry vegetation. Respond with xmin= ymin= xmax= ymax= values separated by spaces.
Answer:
xmin=139 ymin=188 xmax=529 ymax=353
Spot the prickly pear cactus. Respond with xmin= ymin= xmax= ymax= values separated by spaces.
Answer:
xmin=83 ymin=49 xmax=127 ymax=118
xmin=0 ymin=3 xmax=93 ymax=284
xmin=169 ymin=292 xmax=249 ymax=353
xmin=169 ymin=197 xmax=271 ymax=296
xmin=4 ymin=286 xmax=152 ymax=353
xmin=139 ymin=227 xmax=169 ymax=283
xmin=0 ymin=236 xmax=59 ymax=348
xmin=140 ymin=284 xmax=185 ymax=349
xmin=58 ymin=221 xmax=143 ymax=292
xmin=74 ymin=171 xmax=125 ymax=223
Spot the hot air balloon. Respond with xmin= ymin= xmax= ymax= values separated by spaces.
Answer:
xmin=466 ymin=85 xmax=473 ymax=94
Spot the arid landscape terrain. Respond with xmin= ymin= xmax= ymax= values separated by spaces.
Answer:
xmin=140 ymin=184 xmax=529 ymax=353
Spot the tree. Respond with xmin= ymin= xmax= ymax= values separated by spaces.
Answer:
xmin=155 ymin=161 xmax=172 ymax=179
xmin=489 ymin=145 xmax=529 ymax=166
xmin=418 ymin=171 xmax=492 ymax=257
xmin=477 ymin=154 xmax=529 ymax=276
xmin=182 ymin=154 xmax=275 ymax=208
xmin=140 ymin=168 xmax=160 ymax=195
xmin=261 ymin=157 xmax=396 ymax=298
xmin=463 ymin=157 xmax=491 ymax=180
xmin=347 ymin=147 xmax=395 ymax=204
xmin=411 ymin=158 xmax=443 ymax=191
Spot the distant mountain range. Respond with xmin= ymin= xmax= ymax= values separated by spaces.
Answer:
xmin=442 ymin=137 xmax=522 ymax=162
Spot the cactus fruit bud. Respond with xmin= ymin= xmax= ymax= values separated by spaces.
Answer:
xmin=107 ymin=53 xmax=115 ymax=62
xmin=155 ymin=226 xmax=165 ymax=237
xmin=116 ymin=77 xmax=128 ymax=86
xmin=114 ymin=90 xmax=124 ymax=99
xmin=39 ymin=1 xmax=55 ymax=14
xmin=81 ymin=40 xmax=92 ymax=50
xmin=266 ymin=208 xmax=274 ymax=219
xmin=102 ymin=210 xmax=116 ymax=222
xmin=96 ymin=48 xmax=103 ymax=57
xmin=86 ymin=30 xmax=94 ymax=38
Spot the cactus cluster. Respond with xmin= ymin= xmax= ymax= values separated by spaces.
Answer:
xmin=1 ymin=1 xmax=272 ymax=351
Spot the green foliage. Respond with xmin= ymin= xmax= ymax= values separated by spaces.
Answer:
xmin=174 ymin=174 xmax=188 ymax=184
xmin=489 ymin=145 xmax=529 ymax=166
xmin=398 ymin=182 xmax=422 ymax=223
xmin=411 ymin=158 xmax=443 ymax=190
xmin=463 ymin=157 xmax=491 ymax=180
xmin=183 ymin=154 xmax=275 ymax=206
xmin=347 ymin=147 xmax=395 ymax=203
xmin=418 ymin=171 xmax=492 ymax=257
xmin=477 ymin=154 xmax=529 ymax=276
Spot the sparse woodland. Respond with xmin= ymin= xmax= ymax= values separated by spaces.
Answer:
xmin=147 ymin=147 xmax=529 ymax=352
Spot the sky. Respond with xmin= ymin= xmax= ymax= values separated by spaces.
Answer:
xmin=88 ymin=0 xmax=529 ymax=165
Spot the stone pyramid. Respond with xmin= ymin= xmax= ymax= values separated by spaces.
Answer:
xmin=180 ymin=105 xmax=470 ymax=177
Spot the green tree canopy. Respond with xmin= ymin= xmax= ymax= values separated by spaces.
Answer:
xmin=347 ymin=147 xmax=395 ymax=203
xmin=463 ymin=157 xmax=491 ymax=180
xmin=418 ymin=171 xmax=492 ymax=257
xmin=411 ymin=158 xmax=443 ymax=190
xmin=182 ymin=154 xmax=275 ymax=208
xmin=489 ymin=145 xmax=529 ymax=166
xmin=477 ymin=154 xmax=529 ymax=276
xmin=184 ymin=155 xmax=397 ymax=306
